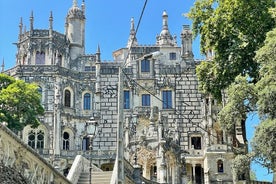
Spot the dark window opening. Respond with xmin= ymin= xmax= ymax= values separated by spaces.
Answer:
xmin=36 ymin=130 xmax=44 ymax=149
xmin=124 ymin=90 xmax=130 ymax=109
xmin=217 ymin=160 xmax=224 ymax=173
xmin=191 ymin=137 xmax=201 ymax=150
xmin=65 ymin=89 xmax=71 ymax=107
xmin=28 ymin=131 xmax=35 ymax=149
xmin=63 ymin=132 xmax=70 ymax=150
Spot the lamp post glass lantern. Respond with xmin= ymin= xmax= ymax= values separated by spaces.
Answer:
xmin=86 ymin=116 xmax=98 ymax=184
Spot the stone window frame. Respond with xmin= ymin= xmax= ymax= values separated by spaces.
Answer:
xmin=24 ymin=125 xmax=48 ymax=150
xmin=62 ymin=128 xmax=74 ymax=150
xmin=189 ymin=134 xmax=202 ymax=150
xmin=64 ymin=87 xmax=74 ymax=108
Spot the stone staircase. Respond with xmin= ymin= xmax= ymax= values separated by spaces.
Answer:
xmin=77 ymin=171 xmax=113 ymax=184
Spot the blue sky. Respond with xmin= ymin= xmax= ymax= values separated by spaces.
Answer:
xmin=0 ymin=0 xmax=272 ymax=182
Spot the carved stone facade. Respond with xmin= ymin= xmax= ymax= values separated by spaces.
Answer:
xmin=4 ymin=1 xmax=247 ymax=183
xmin=0 ymin=124 xmax=70 ymax=184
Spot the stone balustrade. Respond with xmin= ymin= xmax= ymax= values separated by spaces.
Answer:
xmin=0 ymin=124 xmax=71 ymax=184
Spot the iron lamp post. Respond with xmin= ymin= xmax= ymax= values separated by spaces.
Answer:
xmin=86 ymin=116 xmax=98 ymax=184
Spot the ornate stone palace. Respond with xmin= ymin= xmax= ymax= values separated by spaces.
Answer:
xmin=3 ymin=1 xmax=250 ymax=184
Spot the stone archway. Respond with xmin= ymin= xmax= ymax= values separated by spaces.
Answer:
xmin=135 ymin=147 xmax=157 ymax=180
xmin=0 ymin=163 xmax=28 ymax=184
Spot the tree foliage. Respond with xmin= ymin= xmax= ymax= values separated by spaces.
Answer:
xmin=0 ymin=74 xmax=44 ymax=131
xmin=252 ymin=26 xmax=276 ymax=173
xmin=188 ymin=0 xmax=275 ymax=99
xmin=252 ymin=119 xmax=276 ymax=171
xmin=218 ymin=75 xmax=257 ymax=138
xmin=255 ymin=27 xmax=276 ymax=120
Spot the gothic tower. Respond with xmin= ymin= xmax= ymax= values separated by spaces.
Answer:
xmin=65 ymin=0 xmax=86 ymax=60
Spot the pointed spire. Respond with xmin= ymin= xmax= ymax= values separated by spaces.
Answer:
xmin=162 ymin=11 xmax=168 ymax=31
xmin=18 ymin=17 xmax=23 ymax=41
xmin=97 ymin=44 xmax=101 ymax=53
xmin=1 ymin=58 xmax=5 ymax=73
xmin=96 ymin=44 xmax=101 ymax=63
xmin=127 ymin=17 xmax=138 ymax=48
xmin=130 ymin=17 xmax=135 ymax=32
xmin=156 ymin=11 xmax=176 ymax=46
xmin=49 ymin=11 xmax=53 ymax=33
xmin=30 ymin=11 xmax=34 ymax=33
xmin=81 ymin=0 xmax=85 ymax=13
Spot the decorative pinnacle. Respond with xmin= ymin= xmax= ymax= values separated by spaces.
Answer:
xmin=73 ymin=0 xmax=78 ymax=7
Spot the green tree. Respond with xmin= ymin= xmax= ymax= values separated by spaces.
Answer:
xmin=252 ymin=26 xmax=276 ymax=182
xmin=188 ymin=0 xmax=275 ymax=100
xmin=0 ymin=74 xmax=44 ymax=131
xmin=218 ymin=75 xmax=257 ymax=144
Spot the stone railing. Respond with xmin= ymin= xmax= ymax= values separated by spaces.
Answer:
xmin=0 ymin=124 xmax=71 ymax=184
xmin=67 ymin=155 xmax=102 ymax=184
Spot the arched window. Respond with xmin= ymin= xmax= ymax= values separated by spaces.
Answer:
xmin=28 ymin=131 xmax=35 ymax=148
xmin=36 ymin=51 xmax=45 ymax=65
xmin=64 ymin=89 xmax=71 ymax=107
xmin=28 ymin=130 xmax=44 ymax=149
xmin=217 ymin=160 xmax=224 ymax=173
xmin=83 ymin=93 xmax=91 ymax=110
xmin=63 ymin=132 xmax=70 ymax=150
xmin=36 ymin=130 xmax=44 ymax=149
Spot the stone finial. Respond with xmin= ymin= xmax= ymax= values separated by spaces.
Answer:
xmin=127 ymin=17 xmax=138 ymax=48
xmin=1 ymin=58 xmax=4 ymax=73
xmin=18 ymin=17 xmax=23 ymax=41
xmin=73 ymin=0 xmax=78 ymax=7
xmin=30 ymin=11 xmax=34 ymax=32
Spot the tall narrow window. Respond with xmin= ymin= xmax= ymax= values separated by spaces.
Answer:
xmin=28 ymin=131 xmax=36 ymax=149
xmin=63 ymin=132 xmax=70 ymax=150
xmin=162 ymin=90 xmax=172 ymax=109
xmin=83 ymin=93 xmax=91 ymax=110
xmin=124 ymin=90 xmax=130 ymax=109
xmin=65 ymin=89 xmax=71 ymax=107
xmin=217 ymin=160 xmax=224 ymax=173
xmin=82 ymin=137 xmax=90 ymax=151
xmin=35 ymin=51 xmax=45 ymax=65
xmin=142 ymin=94 xmax=151 ymax=106
xmin=36 ymin=130 xmax=44 ymax=149
xmin=141 ymin=59 xmax=150 ymax=72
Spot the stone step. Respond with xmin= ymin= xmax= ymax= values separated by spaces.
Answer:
xmin=77 ymin=171 xmax=113 ymax=184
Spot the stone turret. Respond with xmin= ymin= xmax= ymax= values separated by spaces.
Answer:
xmin=66 ymin=0 xmax=85 ymax=60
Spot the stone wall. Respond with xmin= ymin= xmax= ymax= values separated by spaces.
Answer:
xmin=0 ymin=124 xmax=71 ymax=184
